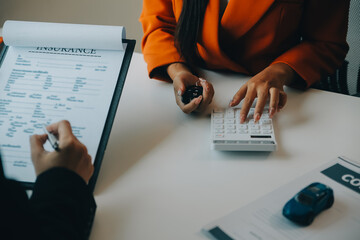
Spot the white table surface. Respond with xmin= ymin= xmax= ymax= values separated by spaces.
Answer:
xmin=90 ymin=52 xmax=360 ymax=240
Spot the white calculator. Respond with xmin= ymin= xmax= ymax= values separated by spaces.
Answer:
xmin=211 ymin=107 xmax=277 ymax=151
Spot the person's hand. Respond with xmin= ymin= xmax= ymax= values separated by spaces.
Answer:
xmin=167 ymin=63 xmax=214 ymax=114
xmin=229 ymin=63 xmax=296 ymax=123
xmin=173 ymin=72 xmax=214 ymax=113
xmin=30 ymin=120 xmax=94 ymax=183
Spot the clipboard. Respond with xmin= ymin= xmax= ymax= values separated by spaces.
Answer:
xmin=88 ymin=39 xmax=135 ymax=191
xmin=0 ymin=38 xmax=135 ymax=192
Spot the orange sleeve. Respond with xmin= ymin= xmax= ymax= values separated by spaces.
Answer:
xmin=140 ymin=0 xmax=184 ymax=81
xmin=272 ymin=0 xmax=350 ymax=88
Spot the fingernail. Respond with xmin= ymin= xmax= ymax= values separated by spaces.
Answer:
xmin=254 ymin=113 xmax=261 ymax=122
xmin=269 ymin=107 xmax=276 ymax=118
xmin=229 ymin=99 xmax=234 ymax=107
xmin=240 ymin=114 xmax=246 ymax=123
xmin=177 ymin=90 xmax=182 ymax=96
xmin=199 ymin=78 xmax=206 ymax=82
xmin=195 ymin=96 xmax=202 ymax=104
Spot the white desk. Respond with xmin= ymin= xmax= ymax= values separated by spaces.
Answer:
xmin=90 ymin=52 xmax=360 ymax=240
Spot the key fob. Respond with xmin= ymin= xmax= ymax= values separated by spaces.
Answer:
xmin=181 ymin=85 xmax=203 ymax=104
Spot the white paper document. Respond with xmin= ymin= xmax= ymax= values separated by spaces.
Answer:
xmin=3 ymin=20 xmax=126 ymax=50
xmin=0 ymin=21 xmax=126 ymax=182
xmin=203 ymin=156 xmax=360 ymax=240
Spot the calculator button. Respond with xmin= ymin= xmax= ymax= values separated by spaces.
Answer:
xmin=238 ymin=130 xmax=249 ymax=134
xmin=213 ymin=113 xmax=224 ymax=119
xmin=225 ymin=119 xmax=235 ymax=124
xmin=215 ymin=129 xmax=224 ymax=133
xmin=238 ymin=125 xmax=248 ymax=130
xmin=251 ymin=130 xmax=261 ymax=134
xmin=250 ymin=125 xmax=260 ymax=130
xmin=262 ymin=130 xmax=273 ymax=134
xmin=261 ymin=125 xmax=272 ymax=130
xmin=226 ymin=130 xmax=236 ymax=134
xmin=226 ymin=109 xmax=235 ymax=117
xmin=260 ymin=119 xmax=272 ymax=124
xmin=226 ymin=125 xmax=235 ymax=129
xmin=214 ymin=119 xmax=224 ymax=124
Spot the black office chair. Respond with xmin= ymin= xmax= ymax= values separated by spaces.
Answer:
xmin=312 ymin=61 xmax=360 ymax=97
xmin=357 ymin=65 xmax=360 ymax=97
xmin=312 ymin=1 xmax=360 ymax=97
xmin=312 ymin=60 xmax=350 ymax=95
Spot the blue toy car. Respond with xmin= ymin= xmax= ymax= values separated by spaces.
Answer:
xmin=283 ymin=182 xmax=334 ymax=226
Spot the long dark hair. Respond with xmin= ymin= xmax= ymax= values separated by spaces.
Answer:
xmin=175 ymin=0 xmax=209 ymax=66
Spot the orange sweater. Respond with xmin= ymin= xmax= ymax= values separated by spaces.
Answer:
xmin=140 ymin=0 xmax=349 ymax=87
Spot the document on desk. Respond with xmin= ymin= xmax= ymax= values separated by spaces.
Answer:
xmin=203 ymin=156 xmax=360 ymax=240
xmin=0 ymin=21 xmax=127 ymax=183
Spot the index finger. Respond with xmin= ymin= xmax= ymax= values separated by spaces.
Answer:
xmin=46 ymin=120 xmax=74 ymax=142
xmin=254 ymin=90 xmax=268 ymax=122
xmin=239 ymin=90 xmax=256 ymax=123
xmin=197 ymin=79 xmax=214 ymax=111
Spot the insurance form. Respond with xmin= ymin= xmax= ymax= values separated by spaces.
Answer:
xmin=203 ymin=156 xmax=360 ymax=240
xmin=0 ymin=21 xmax=126 ymax=183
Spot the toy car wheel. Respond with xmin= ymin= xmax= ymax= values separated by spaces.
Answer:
xmin=326 ymin=196 xmax=334 ymax=209
xmin=306 ymin=213 xmax=315 ymax=226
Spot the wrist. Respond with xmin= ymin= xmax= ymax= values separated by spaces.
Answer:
xmin=167 ymin=62 xmax=192 ymax=80
xmin=269 ymin=62 xmax=297 ymax=86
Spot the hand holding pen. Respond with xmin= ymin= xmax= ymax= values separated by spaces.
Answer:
xmin=42 ymin=124 xmax=59 ymax=151
xmin=30 ymin=120 xmax=94 ymax=183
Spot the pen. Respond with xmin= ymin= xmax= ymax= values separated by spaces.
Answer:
xmin=42 ymin=124 xmax=59 ymax=151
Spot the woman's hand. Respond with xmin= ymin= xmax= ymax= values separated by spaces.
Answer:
xmin=229 ymin=63 xmax=296 ymax=123
xmin=167 ymin=63 xmax=214 ymax=114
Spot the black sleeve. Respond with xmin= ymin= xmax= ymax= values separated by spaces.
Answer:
xmin=0 ymin=178 xmax=32 ymax=240
xmin=29 ymin=167 xmax=96 ymax=240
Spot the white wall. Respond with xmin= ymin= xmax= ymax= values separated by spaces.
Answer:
xmin=0 ymin=0 xmax=144 ymax=52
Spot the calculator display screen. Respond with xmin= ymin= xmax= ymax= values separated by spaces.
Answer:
xmin=251 ymin=135 xmax=271 ymax=138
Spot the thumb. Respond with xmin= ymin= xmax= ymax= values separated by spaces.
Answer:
xmin=30 ymin=134 xmax=48 ymax=161
xmin=174 ymin=81 xmax=186 ymax=97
